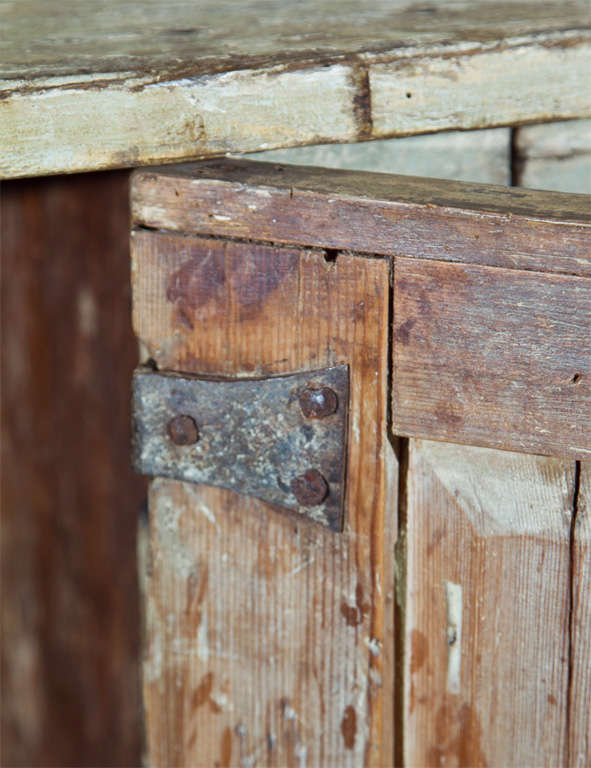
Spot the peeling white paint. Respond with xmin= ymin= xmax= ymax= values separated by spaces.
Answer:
xmin=445 ymin=580 xmax=462 ymax=695
xmin=197 ymin=610 xmax=209 ymax=661
xmin=365 ymin=637 xmax=382 ymax=657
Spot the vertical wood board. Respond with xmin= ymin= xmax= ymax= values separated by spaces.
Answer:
xmin=402 ymin=440 xmax=574 ymax=767
xmin=133 ymin=231 xmax=396 ymax=766
xmin=569 ymin=462 xmax=591 ymax=767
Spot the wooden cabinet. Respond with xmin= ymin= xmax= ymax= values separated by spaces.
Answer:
xmin=2 ymin=3 xmax=590 ymax=766
xmin=131 ymin=159 xmax=590 ymax=767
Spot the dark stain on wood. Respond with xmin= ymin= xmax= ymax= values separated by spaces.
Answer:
xmin=167 ymin=244 xmax=226 ymax=327
xmin=192 ymin=672 xmax=215 ymax=711
xmin=219 ymin=726 xmax=233 ymax=767
xmin=426 ymin=527 xmax=446 ymax=556
xmin=341 ymin=705 xmax=357 ymax=750
xmin=410 ymin=629 xmax=428 ymax=674
xmin=228 ymin=246 xmax=295 ymax=322
xmin=433 ymin=402 xmax=464 ymax=428
xmin=166 ymin=239 xmax=298 ymax=327
xmin=409 ymin=629 xmax=428 ymax=715
xmin=341 ymin=582 xmax=371 ymax=627
xmin=455 ymin=704 xmax=487 ymax=767
xmin=430 ymin=698 xmax=488 ymax=767
xmin=395 ymin=317 xmax=416 ymax=345
xmin=351 ymin=61 xmax=373 ymax=141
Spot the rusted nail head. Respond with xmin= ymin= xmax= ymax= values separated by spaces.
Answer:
xmin=167 ymin=414 xmax=199 ymax=445
xmin=290 ymin=469 xmax=329 ymax=506
xmin=298 ymin=386 xmax=338 ymax=419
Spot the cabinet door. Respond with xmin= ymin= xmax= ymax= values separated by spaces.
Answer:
xmin=131 ymin=159 xmax=590 ymax=767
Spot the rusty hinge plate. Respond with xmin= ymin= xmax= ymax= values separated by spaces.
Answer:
xmin=132 ymin=365 xmax=349 ymax=530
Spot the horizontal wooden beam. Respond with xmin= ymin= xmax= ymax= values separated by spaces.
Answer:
xmin=2 ymin=0 xmax=591 ymax=177
xmin=133 ymin=159 xmax=591 ymax=277
xmin=393 ymin=257 xmax=591 ymax=459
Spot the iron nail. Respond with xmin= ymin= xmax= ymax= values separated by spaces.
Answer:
xmin=167 ymin=414 xmax=199 ymax=445
xmin=290 ymin=469 xmax=329 ymax=506
xmin=298 ymin=386 xmax=338 ymax=419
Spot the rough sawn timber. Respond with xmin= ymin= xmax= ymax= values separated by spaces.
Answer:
xmin=2 ymin=0 xmax=591 ymax=177
xmin=392 ymin=257 xmax=591 ymax=459
xmin=401 ymin=440 xmax=575 ymax=767
xmin=132 ymin=159 xmax=591 ymax=278
xmin=132 ymin=230 xmax=397 ymax=766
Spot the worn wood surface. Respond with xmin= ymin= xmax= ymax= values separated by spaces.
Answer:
xmin=132 ymin=158 xmax=591 ymax=277
xmin=401 ymin=440 xmax=575 ymax=767
xmin=393 ymin=257 xmax=591 ymax=459
xmin=0 ymin=172 xmax=144 ymax=766
xmin=514 ymin=119 xmax=591 ymax=768
xmin=3 ymin=1 xmax=591 ymax=178
xmin=569 ymin=462 xmax=591 ymax=767
xmin=132 ymin=230 xmax=396 ymax=766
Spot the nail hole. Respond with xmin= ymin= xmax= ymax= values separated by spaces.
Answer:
xmin=324 ymin=249 xmax=339 ymax=263
xmin=570 ymin=373 xmax=582 ymax=384
xmin=406 ymin=92 xmax=412 ymax=98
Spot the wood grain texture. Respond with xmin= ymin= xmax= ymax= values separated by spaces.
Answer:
xmin=515 ymin=117 xmax=591 ymax=768
xmin=0 ymin=173 xmax=144 ymax=766
xmin=132 ymin=158 xmax=591 ymax=277
xmin=2 ymin=1 xmax=591 ymax=177
xmin=402 ymin=440 xmax=575 ymax=767
xmin=569 ymin=462 xmax=591 ymax=767
xmin=392 ymin=257 xmax=591 ymax=458
xmin=132 ymin=231 xmax=396 ymax=766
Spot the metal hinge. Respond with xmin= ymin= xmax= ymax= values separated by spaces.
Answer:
xmin=132 ymin=365 xmax=349 ymax=530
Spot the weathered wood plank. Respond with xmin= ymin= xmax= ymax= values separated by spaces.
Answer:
xmin=132 ymin=158 xmax=591 ymax=277
xmin=133 ymin=230 xmax=396 ymax=766
xmin=371 ymin=39 xmax=590 ymax=136
xmin=2 ymin=1 xmax=590 ymax=177
xmin=402 ymin=440 xmax=574 ymax=767
xmin=392 ymin=257 xmax=591 ymax=458
xmin=569 ymin=462 xmax=591 ymax=767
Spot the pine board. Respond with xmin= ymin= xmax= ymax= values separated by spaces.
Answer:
xmin=132 ymin=231 xmax=397 ymax=766
xmin=402 ymin=440 xmax=575 ymax=767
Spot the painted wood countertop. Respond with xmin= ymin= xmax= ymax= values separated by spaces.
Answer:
xmin=2 ymin=0 xmax=591 ymax=178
